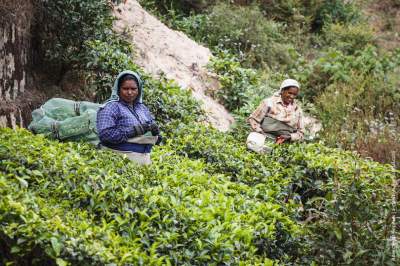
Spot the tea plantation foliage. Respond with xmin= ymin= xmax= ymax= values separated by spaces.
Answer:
xmin=2 ymin=0 xmax=399 ymax=265
xmin=1 ymin=125 xmax=397 ymax=264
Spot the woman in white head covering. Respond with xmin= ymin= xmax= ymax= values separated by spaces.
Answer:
xmin=247 ymin=78 xmax=304 ymax=150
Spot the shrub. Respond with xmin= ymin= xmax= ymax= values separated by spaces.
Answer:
xmin=313 ymin=68 xmax=400 ymax=164
xmin=321 ymin=23 xmax=375 ymax=55
xmin=138 ymin=0 xmax=215 ymax=15
xmin=207 ymin=51 xmax=261 ymax=112
xmin=279 ymin=144 xmax=398 ymax=264
xmin=204 ymin=3 xmax=294 ymax=68
xmin=0 ymin=128 xmax=302 ymax=264
xmin=36 ymin=0 xmax=115 ymax=71
xmin=257 ymin=0 xmax=308 ymax=24
xmin=166 ymin=122 xmax=399 ymax=264
xmin=311 ymin=0 xmax=361 ymax=32
xmin=165 ymin=123 xmax=293 ymax=193
xmin=173 ymin=13 xmax=209 ymax=43
xmin=291 ymin=46 xmax=400 ymax=101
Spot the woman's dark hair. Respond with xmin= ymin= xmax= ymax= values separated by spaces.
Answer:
xmin=118 ymin=74 xmax=139 ymax=90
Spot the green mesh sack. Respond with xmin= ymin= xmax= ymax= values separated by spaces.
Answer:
xmin=28 ymin=98 xmax=101 ymax=143
xmin=28 ymin=115 xmax=58 ymax=138
xmin=39 ymin=98 xmax=100 ymax=120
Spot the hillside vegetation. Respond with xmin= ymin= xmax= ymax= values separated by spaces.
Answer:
xmin=140 ymin=0 xmax=400 ymax=163
xmin=1 ymin=0 xmax=399 ymax=265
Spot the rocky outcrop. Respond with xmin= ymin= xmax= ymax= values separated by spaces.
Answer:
xmin=113 ymin=0 xmax=234 ymax=131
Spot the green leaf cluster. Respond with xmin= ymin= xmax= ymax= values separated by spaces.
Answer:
xmin=165 ymin=123 xmax=399 ymax=264
xmin=1 ymin=121 xmax=397 ymax=264
xmin=311 ymin=0 xmax=361 ymax=32
xmin=0 ymin=128 xmax=300 ymax=265
xmin=37 ymin=0 xmax=115 ymax=69
xmin=207 ymin=52 xmax=261 ymax=112
xmin=278 ymin=144 xmax=399 ymax=264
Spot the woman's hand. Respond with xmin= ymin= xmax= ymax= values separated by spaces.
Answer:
xmin=249 ymin=119 xmax=263 ymax=133
xmin=149 ymin=122 xmax=160 ymax=136
xmin=132 ymin=124 xmax=146 ymax=136
xmin=132 ymin=122 xmax=158 ymax=137
xmin=155 ymin=134 xmax=163 ymax=145
xmin=276 ymin=135 xmax=291 ymax=144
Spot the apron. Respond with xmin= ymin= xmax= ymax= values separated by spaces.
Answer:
xmin=261 ymin=116 xmax=296 ymax=140
xmin=101 ymin=135 xmax=158 ymax=166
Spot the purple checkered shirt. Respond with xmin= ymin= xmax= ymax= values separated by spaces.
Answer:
xmin=96 ymin=100 xmax=155 ymax=145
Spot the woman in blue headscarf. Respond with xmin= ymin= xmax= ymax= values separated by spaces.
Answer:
xmin=96 ymin=70 xmax=161 ymax=165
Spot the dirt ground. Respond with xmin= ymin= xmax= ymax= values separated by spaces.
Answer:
xmin=363 ymin=0 xmax=400 ymax=51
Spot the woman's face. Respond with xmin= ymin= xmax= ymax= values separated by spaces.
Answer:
xmin=281 ymin=86 xmax=299 ymax=105
xmin=119 ymin=79 xmax=139 ymax=104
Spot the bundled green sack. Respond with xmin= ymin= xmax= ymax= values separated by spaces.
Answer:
xmin=28 ymin=98 xmax=100 ymax=143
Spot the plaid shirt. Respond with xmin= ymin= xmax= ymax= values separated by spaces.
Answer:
xmin=96 ymin=100 xmax=155 ymax=146
xmin=248 ymin=94 xmax=304 ymax=141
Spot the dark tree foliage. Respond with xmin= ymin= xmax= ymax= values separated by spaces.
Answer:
xmin=33 ymin=0 xmax=114 ymax=74
xmin=311 ymin=0 xmax=360 ymax=32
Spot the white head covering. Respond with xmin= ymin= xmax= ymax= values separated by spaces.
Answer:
xmin=279 ymin=79 xmax=300 ymax=91
xmin=273 ymin=78 xmax=300 ymax=97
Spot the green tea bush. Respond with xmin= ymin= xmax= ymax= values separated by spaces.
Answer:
xmin=207 ymin=51 xmax=261 ymax=112
xmin=276 ymin=144 xmax=398 ymax=264
xmin=165 ymin=122 xmax=399 ymax=264
xmin=2 ymin=123 xmax=397 ymax=264
xmin=0 ymin=128 xmax=302 ymax=264
xmin=165 ymin=123 xmax=292 ymax=195
xmin=0 ymin=185 xmax=139 ymax=265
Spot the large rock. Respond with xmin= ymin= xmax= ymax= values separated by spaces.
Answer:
xmin=112 ymin=0 xmax=234 ymax=131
